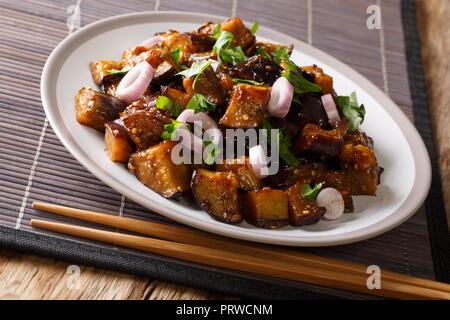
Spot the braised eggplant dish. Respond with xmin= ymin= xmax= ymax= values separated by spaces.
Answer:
xmin=75 ymin=17 xmax=382 ymax=229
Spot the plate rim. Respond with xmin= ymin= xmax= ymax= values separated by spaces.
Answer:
xmin=40 ymin=11 xmax=432 ymax=247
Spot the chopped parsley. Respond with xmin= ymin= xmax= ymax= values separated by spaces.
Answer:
xmin=261 ymin=119 xmax=299 ymax=166
xmin=212 ymin=26 xmax=246 ymax=66
xmin=176 ymin=60 xmax=213 ymax=89
xmin=221 ymin=46 xmax=247 ymax=65
xmin=186 ymin=93 xmax=216 ymax=114
xmin=229 ymin=77 xmax=263 ymax=85
xmin=169 ymin=48 xmax=188 ymax=70
xmin=203 ymin=140 xmax=220 ymax=165
xmin=271 ymin=46 xmax=290 ymax=64
xmin=156 ymin=96 xmax=182 ymax=118
xmin=250 ymin=20 xmax=259 ymax=35
xmin=334 ymin=91 xmax=366 ymax=132
xmin=301 ymin=183 xmax=323 ymax=201
xmin=161 ymin=120 xmax=191 ymax=140
xmin=282 ymin=60 xmax=322 ymax=95
xmin=106 ymin=65 xmax=131 ymax=75
xmin=255 ymin=47 xmax=272 ymax=60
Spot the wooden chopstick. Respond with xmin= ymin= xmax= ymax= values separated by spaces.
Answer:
xmin=30 ymin=218 xmax=450 ymax=300
xmin=32 ymin=201 xmax=450 ymax=295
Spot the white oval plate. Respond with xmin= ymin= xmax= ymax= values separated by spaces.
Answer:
xmin=41 ymin=12 xmax=431 ymax=247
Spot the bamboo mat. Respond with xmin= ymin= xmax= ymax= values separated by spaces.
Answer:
xmin=0 ymin=0 xmax=448 ymax=299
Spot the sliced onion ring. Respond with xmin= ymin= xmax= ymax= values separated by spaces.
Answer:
xmin=138 ymin=35 xmax=163 ymax=49
xmin=249 ymin=145 xmax=270 ymax=179
xmin=116 ymin=61 xmax=153 ymax=104
xmin=321 ymin=94 xmax=340 ymax=126
xmin=267 ymin=77 xmax=294 ymax=118
xmin=175 ymin=123 xmax=204 ymax=155
xmin=316 ymin=187 xmax=345 ymax=220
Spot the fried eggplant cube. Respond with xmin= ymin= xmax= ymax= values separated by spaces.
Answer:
xmin=300 ymin=65 xmax=334 ymax=95
xmin=216 ymin=157 xmax=262 ymax=191
xmin=150 ymin=60 xmax=178 ymax=90
xmin=240 ymin=188 xmax=289 ymax=229
xmin=183 ymin=66 xmax=226 ymax=106
xmin=120 ymin=108 xmax=171 ymax=150
xmin=169 ymin=33 xmax=215 ymax=65
xmin=219 ymin=83 xmax=270 ymax=129
xmin=104 ymin=120 xmax=133 ymax=163
xmin=75 ymin=87 xmax=127 ymax=132
xmin=220 ymin=17 xmax=255 ymax=50
xmin=285 ymin=183 xmax=326 ymax=226
xmin=293 ymin=124 xmax=345 ymax=159
xmin=162 ymin=87 xmax=191 ymax=109
xmin=128 ymin=140 xmax=191 ymax=199
xmin=192 ymin=169 xmax=243 ymax=224
xmin=89 ymin=60 xmax=125 ymax=86
xmin=225 ymin=55 xmax=283 ymax=86
xmin=339 ymin=144 xmax=379 ymax=195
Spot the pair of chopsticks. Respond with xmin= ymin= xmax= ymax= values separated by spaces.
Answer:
xmin=30 ymin=202 xmax=450 ymax=300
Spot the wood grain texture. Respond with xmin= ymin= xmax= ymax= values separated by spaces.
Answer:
xmin=416 ymin=0 xmax=450 ymax=232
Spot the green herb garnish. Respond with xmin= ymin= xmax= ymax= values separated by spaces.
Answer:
xmin=221 ymin=46 xmax=247 ymax=65
xmin=301 ymin=183 xmax=323 ymax=201
xmin=161 ymin=120 xmax=191 ymax=140
xmin=255 ymin=47 xmax=272 ymax=60
xmin=334 ymin=91 xmax=366 ymax=132
xmin=176 ymin=60 xmax=213 ymax=89
xmin=250 ymin=20 xmax=259 ymax=35
xmin=106 ymin=65 xmax=131 ymax=75
xmin=170 ymin=48 xmax=188 ymax=70
xmin=282 ymin=60 xmax=322 ymax=95
xmin=186 ymin=93 xmax=216 ymax=114
xmin=229 ymin=77 xmax=263 ymax=85
xmin=212 ymin=29 xmax=246 ymax=66
xmin=156 ymin=96 xmax=182 ymax=118
xmin=271 ymin=46 xmax=290 ymax=64
xmin=203 ymin=140 xmax=220 ymax=165
xmin=261 ymin=119 xmax=299 ymax=166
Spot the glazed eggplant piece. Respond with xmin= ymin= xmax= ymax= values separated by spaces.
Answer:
xmin=187 ymin=51 xmax=218 ymax=67
xmin=183 ymin=66 xmax=226 ymax=106
xmin=122 ymin=47 xmax=170 ymax=68
xmin=128 ymin=140 xmax=192 ymax=199
xmin=246 ymin=42 xmax=293 ymax=58
xmin=219 ymin=83 xmax=270 ymax=128
xmin=155 ymin=30 xmax=181 ymax=48
xmin=292 ymin=123 xmax=346 ymax=159
xmin=344 ymin=129 xmax=374 ymax=149
xmin=216 ymin=157 xmax=262 ymax=191
xmin=296 ymin=92 xmax=331 ymax=130
xmin=220 ymin=17 xmax=255 ymax=50
xmin=240 ymin=187 xmax=289 ymax=229
xmin=161 ymin=86 xmax=191 ymax=109
xmin=225 ymin=55 xmax=283 ymax=86
xmin=192 ymin=169 xmax=243 ymax=224
xmin=104 ymin=120 xmax=133 ymax=163
xmin=120 ymin=107 xmax=171 ymax=150
xmin=150 ymin=60 xmax=178 ymax=90
xmin=340 ymin=144 xmax=379 ymax=195
xmin=89 ymin=60 xmax=125 ymax=86
xmin=102 ymin=78 xmax=121 ymax=97
xmin=285 ymin=183 xmax=326 ymax=226
xmin=170 ymin=33 xmax=215 ymax=65
xmin=75 ymin=87 xmax=127 ymax=132
xmin=300 ymin=65 xmax=334 ymax=95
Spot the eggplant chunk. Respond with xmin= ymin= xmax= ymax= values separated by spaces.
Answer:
xmin=344 ymin=129 xmax=374 ymax=149
xmin=128 ymin=140 xmax=191 ymax=199
xmin=122 ymin=47 xmax=170 ymax=68
xmin=89 ymin=60 xmax=124 ymax=86
xmin=219 ymin=83 xmax=270 ymax=129
xmin=104 ymin=120 xmax=133 ymax=163
xmin=162 ymin=87 xmax=191 ymax=109
xmin=240 ymin=188 xmax=289 ymax=229
xmin=120 ymin=107 xmax=171 ymax=150
xmin=340 ymin=144 xmax=379 ymax=195
xmin=285 ymin=183 xmax=326 ymax=226
xmin=75 ymin=87 xmax=127 ymax=132
xmin=246 ymin=42 xmax=293 ymax=58
xmin=187 ymin=51 xmax=218 ymax=67
xmin=300 ymin=65 xmax=334 ymax=95
xmin=170 ymin=33 xmax=214 ymax=65
xmin=155 ymin=30 xmax=181 ymax=48
xmin=216 ymin=157 xmax=262 ymax=191
xmin=150 ymin=60 xmax=178 ymax=90
xmin=102 ymin=78 xmax=121 ymax=97
xmin=183 ymin=66 xmax=226 ymax=106
xmin=293 ymin=123 xmax=345 ymax=159
xmin=192 ymin=169 xmax=242 ymax=224
xmin=296 ymin=92 xmax=331 ymax=130
xmin=225 ymin=55 xmax=283 ymax=86
xmin=220 ymin=17 xmax=255 ymax=50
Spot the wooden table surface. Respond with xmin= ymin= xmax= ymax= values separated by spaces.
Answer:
xmin=0 ymin=0 xmax=449 ymax=300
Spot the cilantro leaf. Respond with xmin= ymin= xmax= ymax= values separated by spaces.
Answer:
xmin=221 ymin=46 xmax=247 ymax=65
xmin=211 ymin=24 xmax=222 ymax=39
xmin=161 ymin=120 xmax=191 ymax=140
xmin=255 ymin=47 xmax=272 ymax=60
xmin=186 ymin=93 xmax=216 ymax=114
xmin=282 ymin=61 xmax=322 ymax=95
xmin=301 ymin=183 xmax=323 ymax=201
xmin=250 ymin=20 xmax=259 ymax=35
xmin=106 ymin=65 xmax=131 ymax=75
xmin=229 ymin=77 xmax=263 ymax=85
xmin=261 ymin=119 xmax=299 ymax=166
xmin=156 ymin=96 xmax=182 ymax=118
xmin=203 ymin=140 xmax=220 ymax=165
xmin=271 ymin=46 xmax=290 ymax=64
xmin=169 ymin=48 xmax=188 ymax=70
xmin=212 ymin=30 xmax=234 ymax=65
xmin=176 ymin=60 xmax=213 ymax=89
xmin=334 ymin=91 xmax=365 ymax=132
